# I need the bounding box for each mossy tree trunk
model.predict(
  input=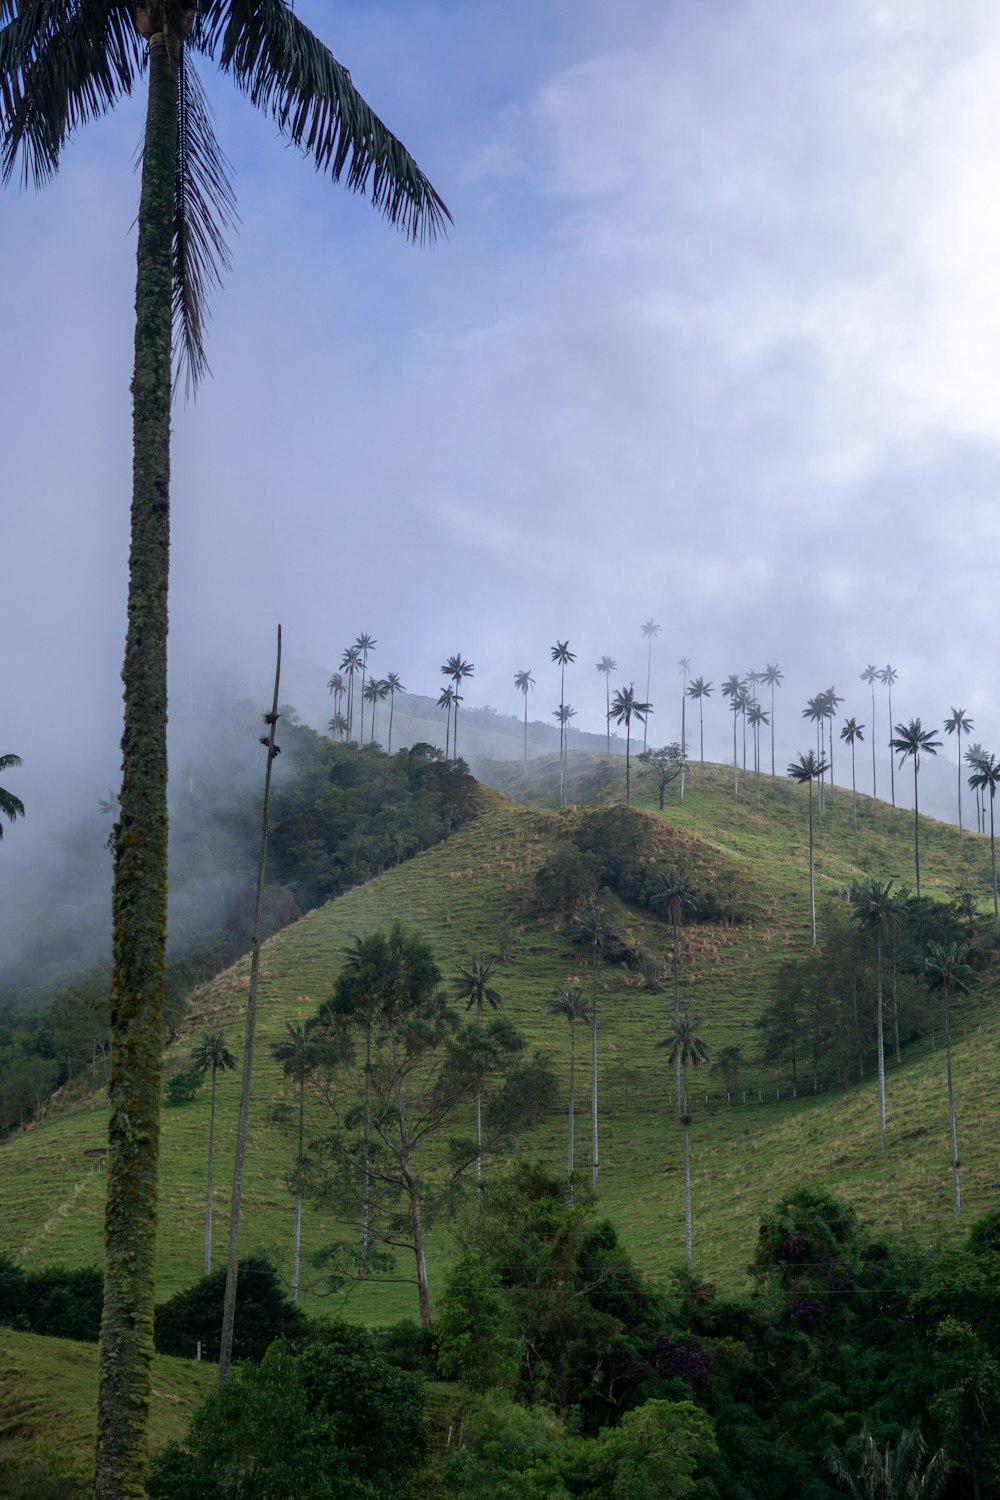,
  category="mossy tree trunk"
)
[94,22,179,1499]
